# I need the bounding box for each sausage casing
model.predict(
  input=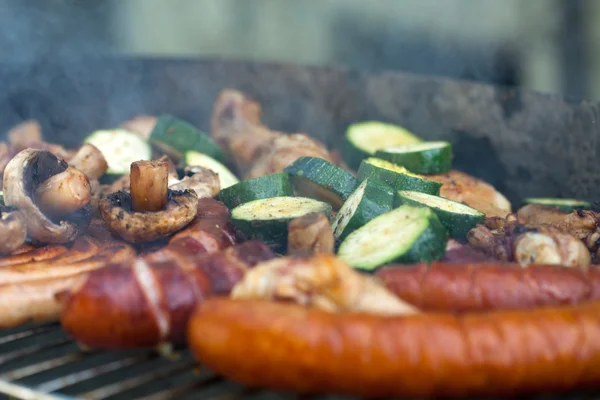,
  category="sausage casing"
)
[376,262,600,311]
[60,241,275,349]
[188,298,600,398]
